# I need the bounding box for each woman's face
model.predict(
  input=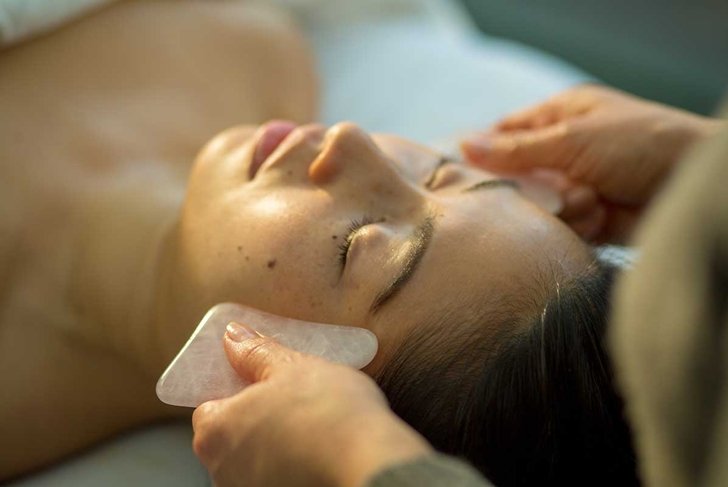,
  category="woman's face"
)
[174,122,591,368]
